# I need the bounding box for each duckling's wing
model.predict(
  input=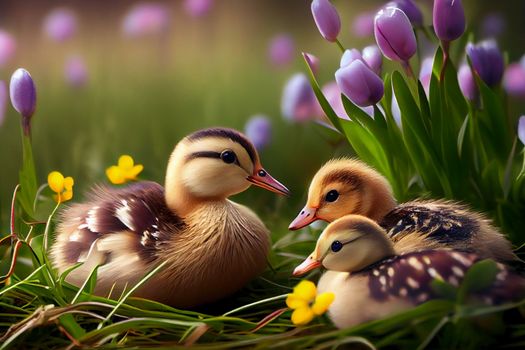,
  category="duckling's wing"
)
[53,181,184,270]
